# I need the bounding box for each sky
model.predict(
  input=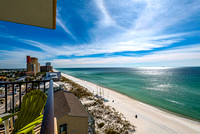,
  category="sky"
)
[0,0,200,68]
